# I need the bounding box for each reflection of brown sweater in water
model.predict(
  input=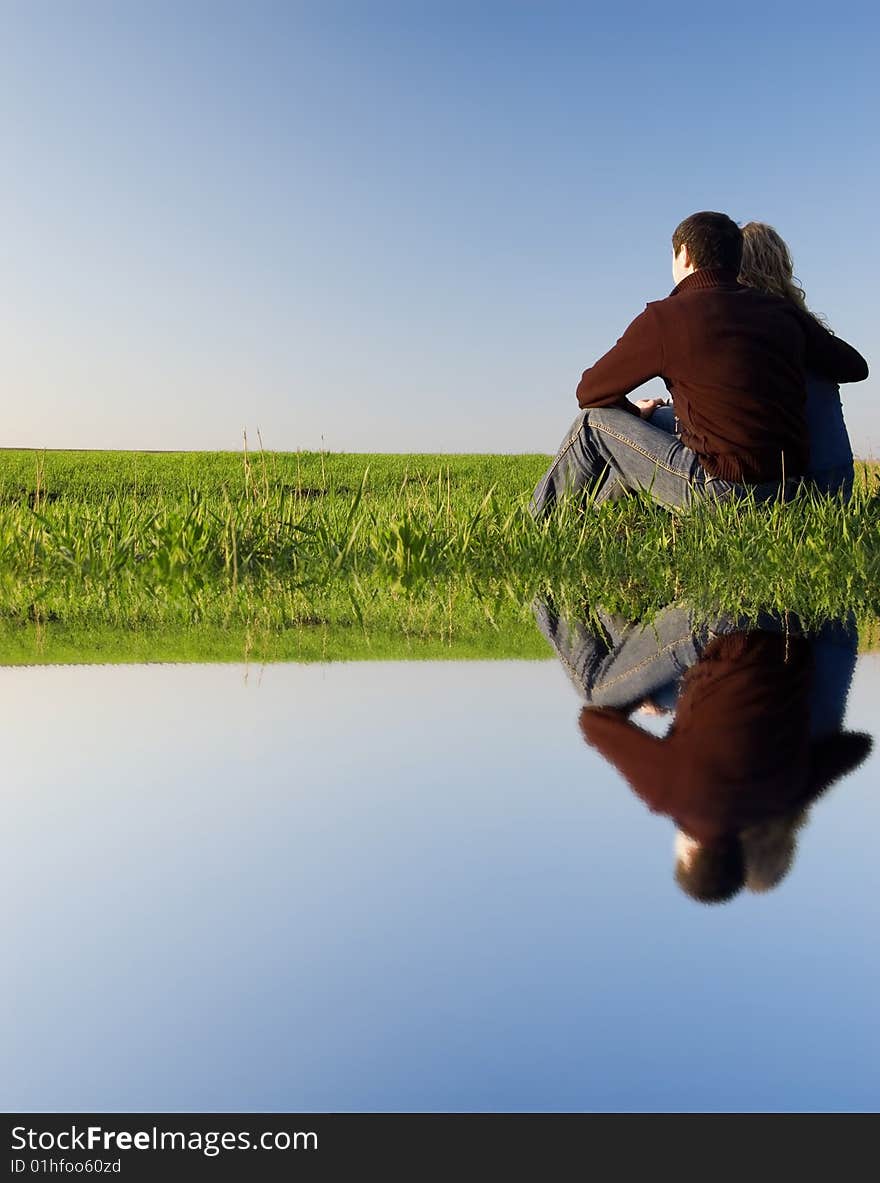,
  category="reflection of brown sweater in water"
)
[579,631,869,843]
